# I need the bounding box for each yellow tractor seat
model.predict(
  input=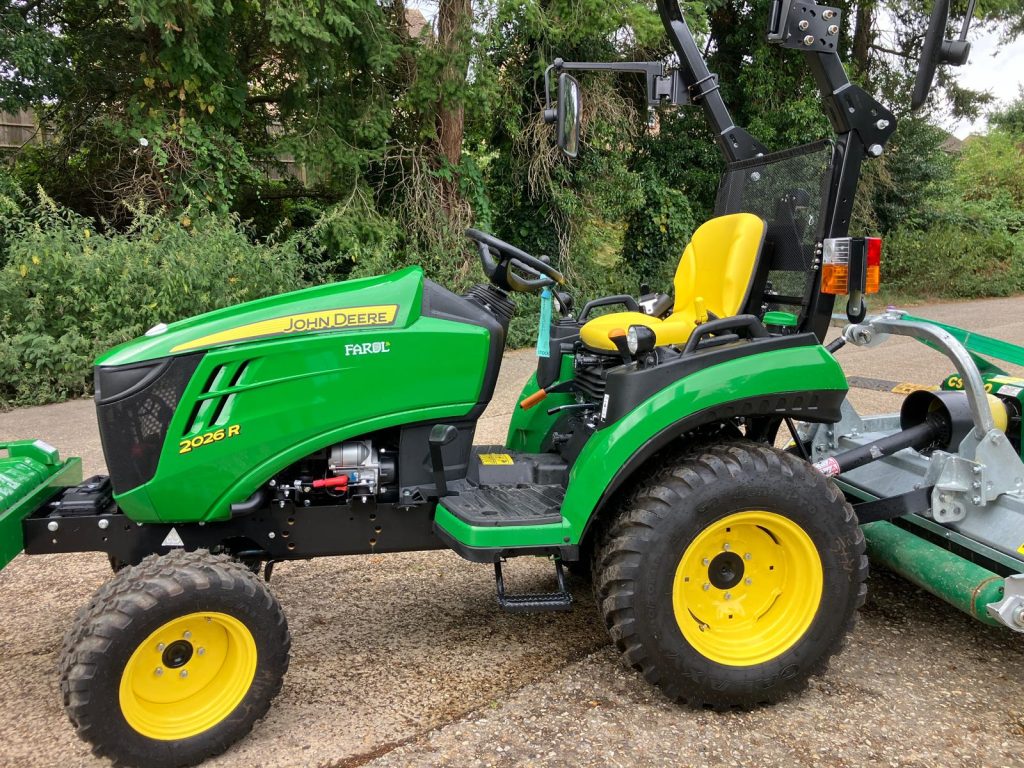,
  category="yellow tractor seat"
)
[579,213,768,352]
